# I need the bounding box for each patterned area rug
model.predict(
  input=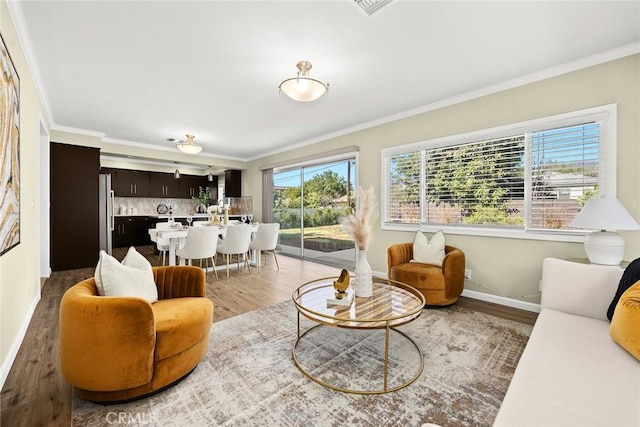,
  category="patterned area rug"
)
[72,301,532,426]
